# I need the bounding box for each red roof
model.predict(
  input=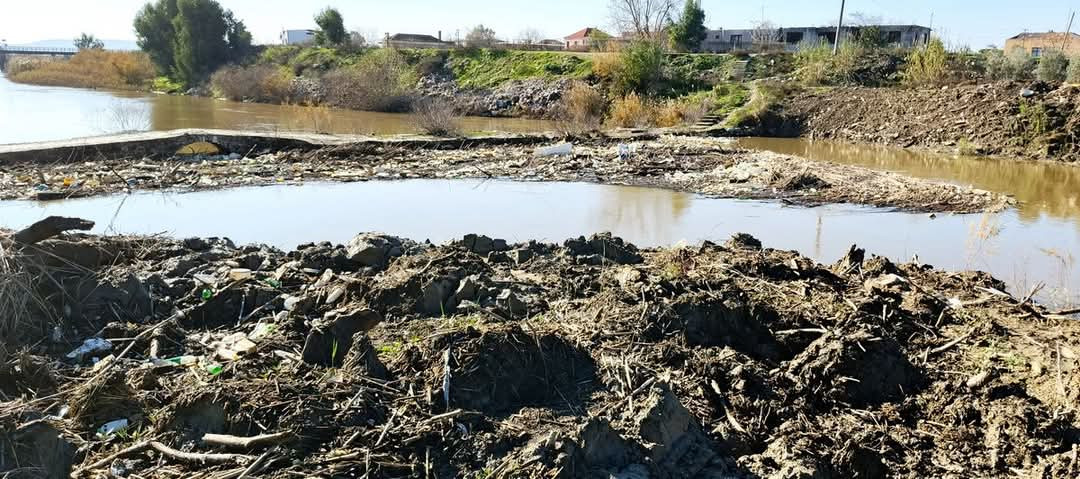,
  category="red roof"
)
[565,27,607,40]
